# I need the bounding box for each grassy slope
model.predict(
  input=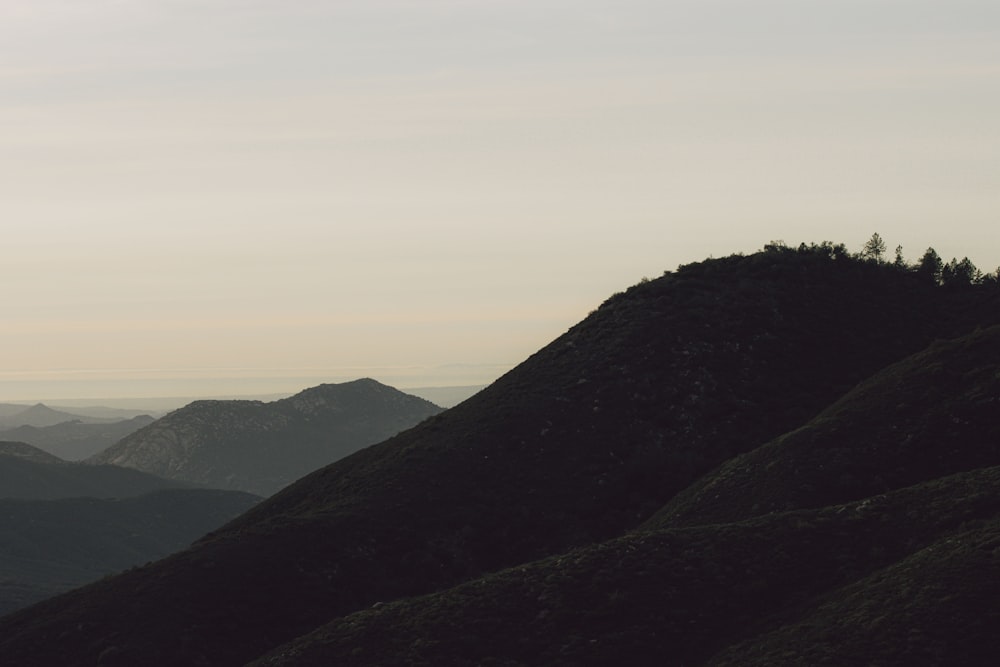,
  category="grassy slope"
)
[1,249,999,666]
